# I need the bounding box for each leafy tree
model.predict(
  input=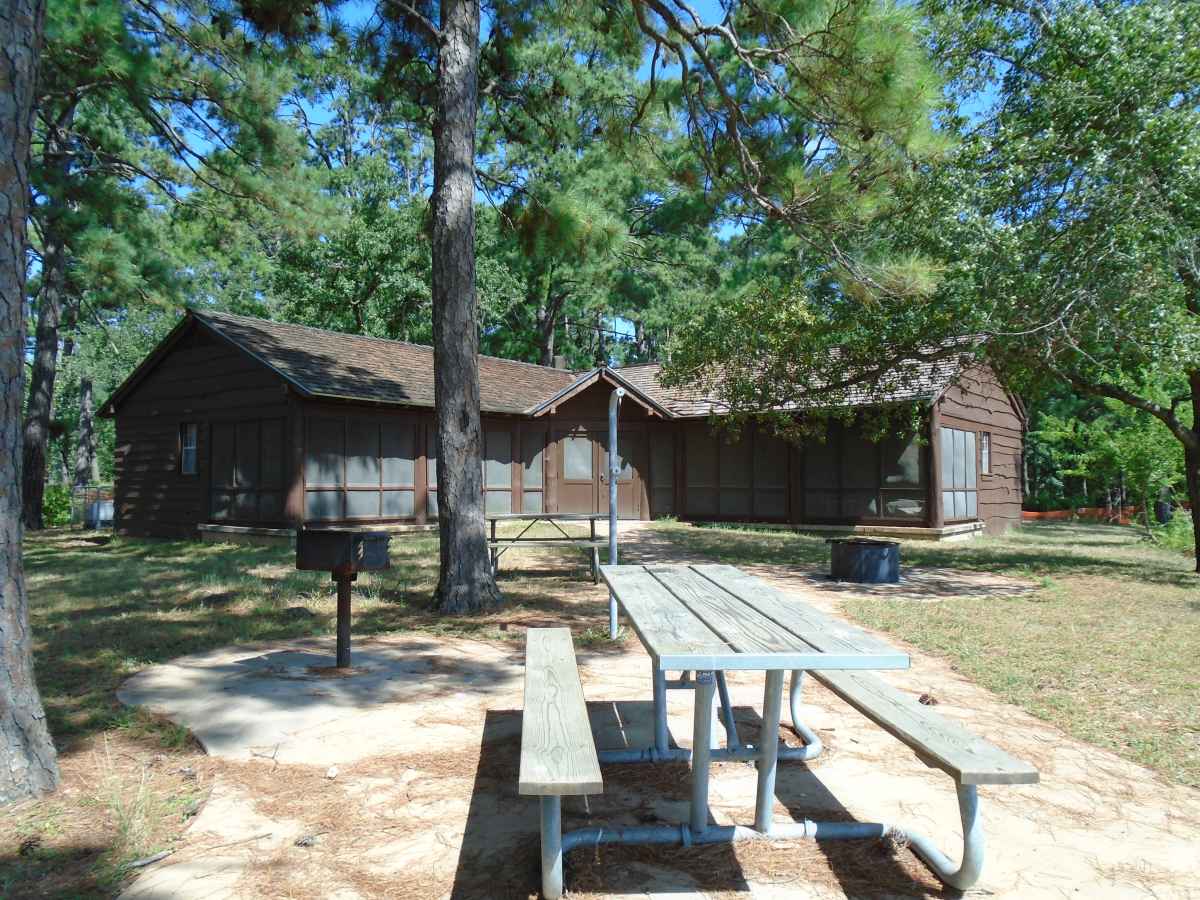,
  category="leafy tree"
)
[921,0,1200,568]
[22,0,316,528]
[1031,394,1185,530]
[1,0,60,804]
